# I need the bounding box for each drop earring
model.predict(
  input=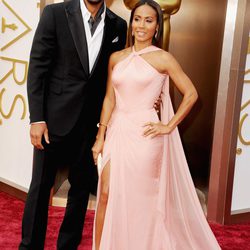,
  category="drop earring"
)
[155,30,158,39]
